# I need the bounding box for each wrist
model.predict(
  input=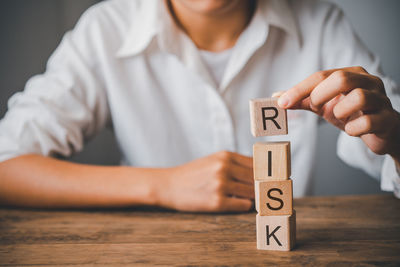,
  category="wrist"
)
[118,166,168,207]
[146,167,176,209]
